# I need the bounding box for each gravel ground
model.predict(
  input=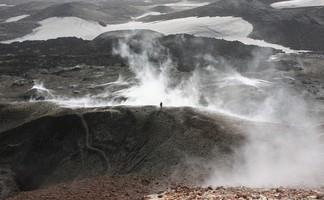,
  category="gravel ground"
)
[149,186,324,200]
[7,175,324,200]
[8,175,159,200]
